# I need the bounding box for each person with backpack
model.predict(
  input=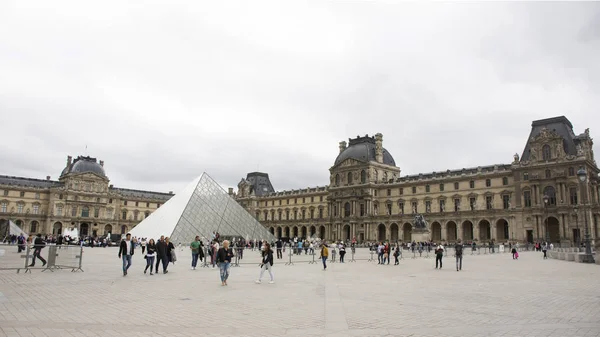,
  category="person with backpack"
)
[454,239,464,271]
[29,234,47,267]
[435,243,444,269]
[393,245,400,265]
